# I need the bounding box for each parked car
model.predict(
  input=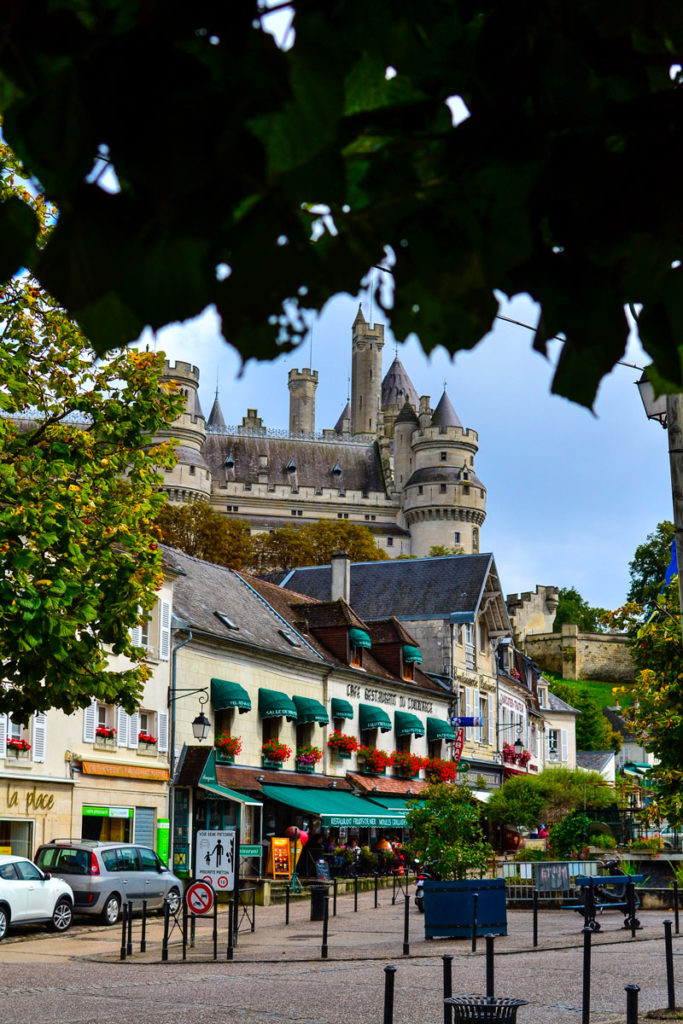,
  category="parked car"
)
[34,840,183,925]
[0,854,74,940]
